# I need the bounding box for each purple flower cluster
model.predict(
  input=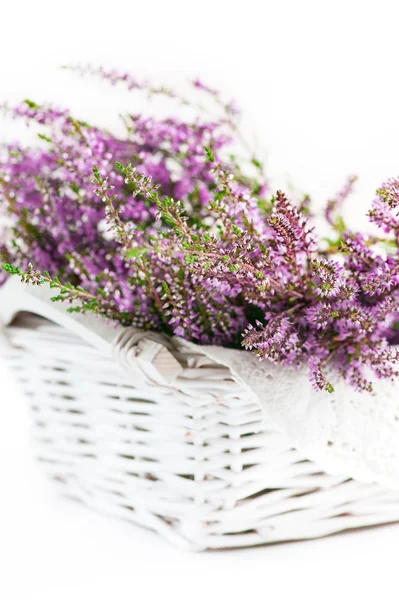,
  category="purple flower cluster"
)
[2,68,399,394]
